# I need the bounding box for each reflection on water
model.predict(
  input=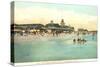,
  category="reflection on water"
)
[14,33,97,63]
